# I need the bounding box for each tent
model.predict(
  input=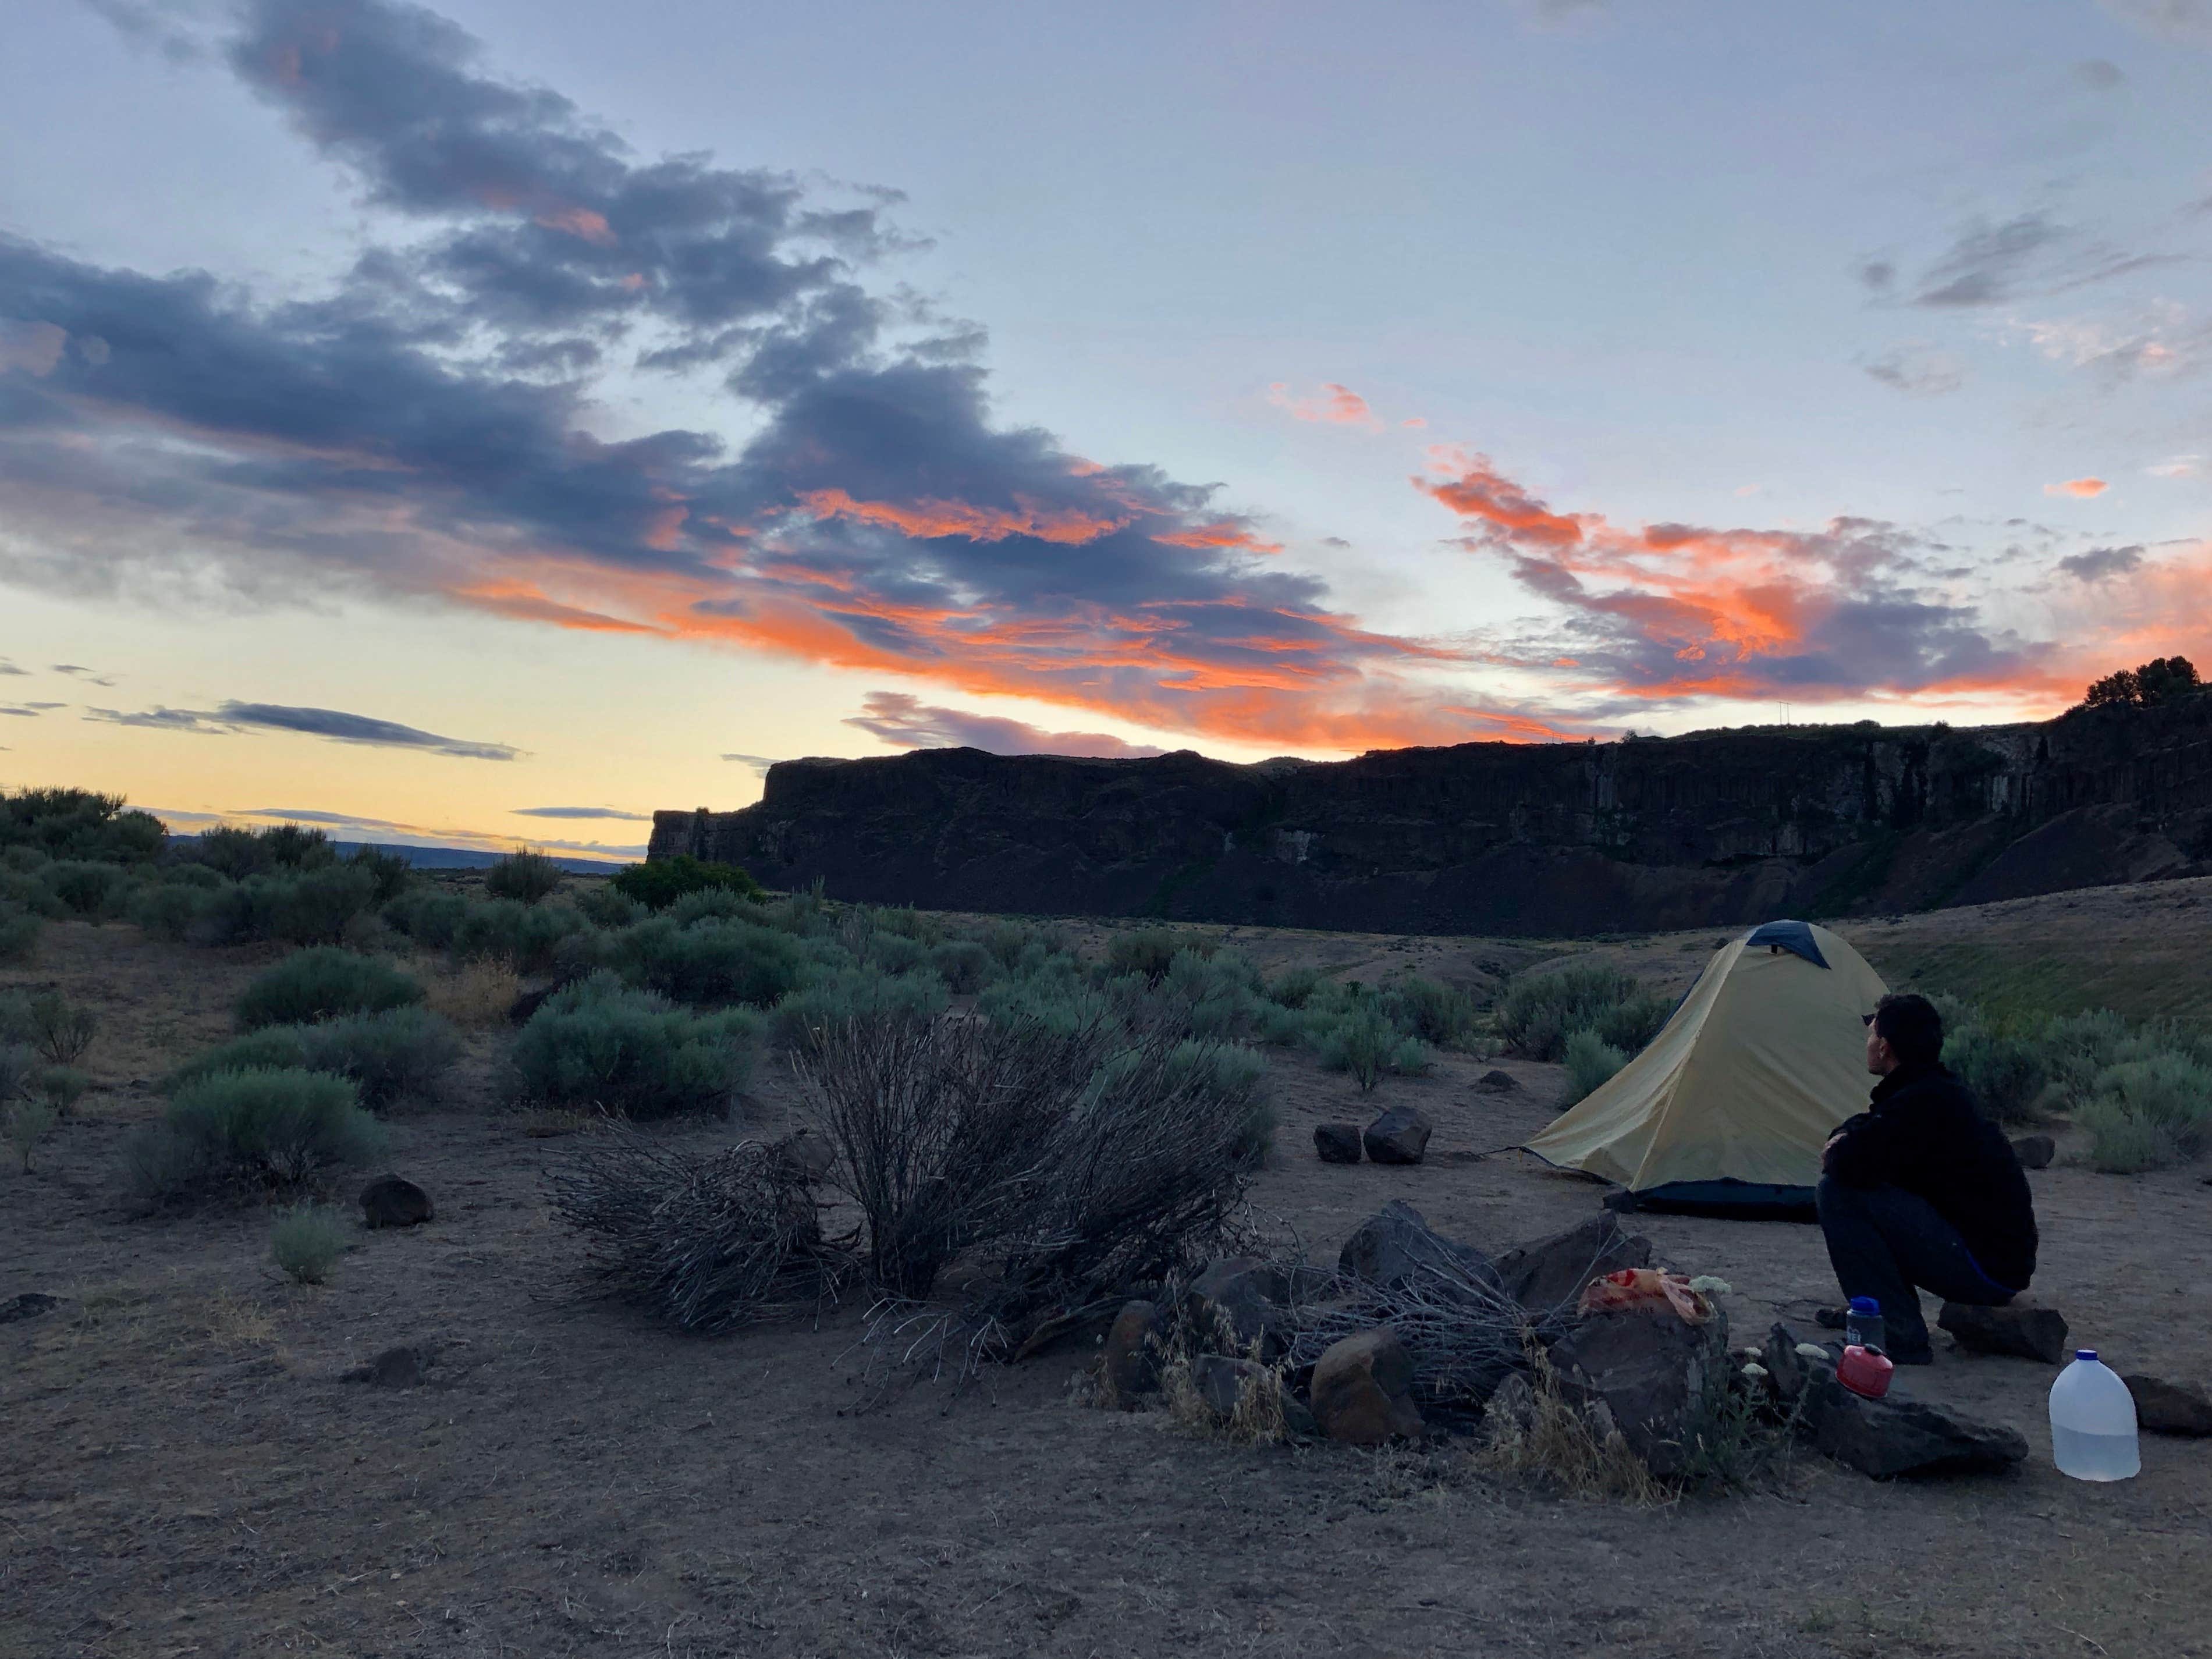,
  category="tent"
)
[1523,920,1889,1219]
